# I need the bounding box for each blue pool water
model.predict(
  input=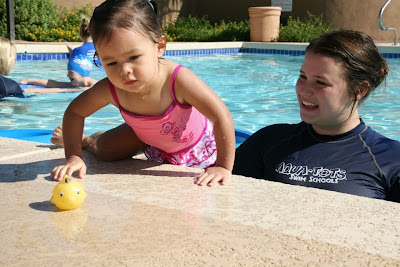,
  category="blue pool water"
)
[2,53,400,141]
